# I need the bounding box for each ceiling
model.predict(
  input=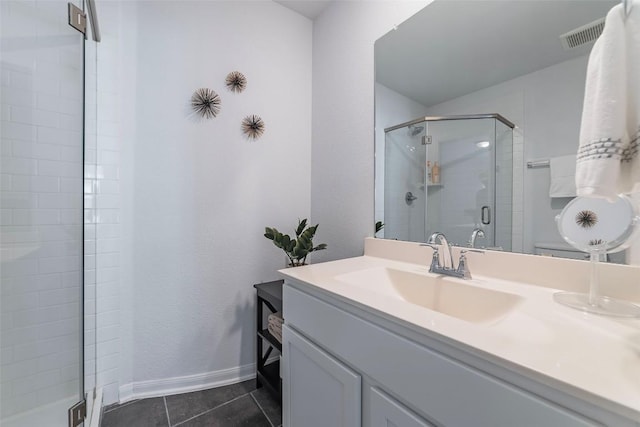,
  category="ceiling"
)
[274,0,333,20]
[375,0,617,108]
